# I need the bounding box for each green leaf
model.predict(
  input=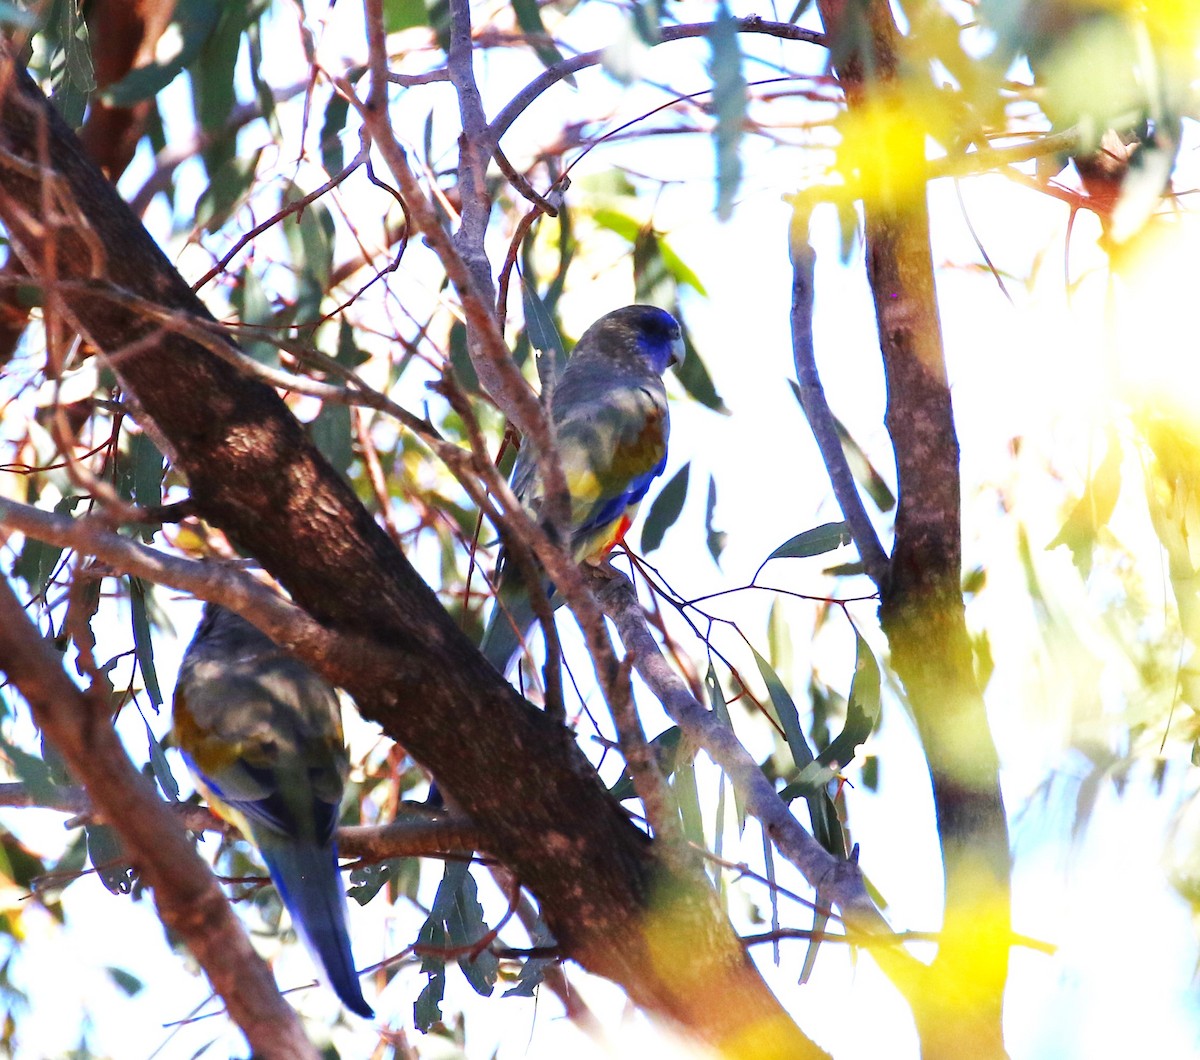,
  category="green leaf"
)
[104,0,223,106]
[761,825,781,965]
[106,967,144,997]
[673,750,704,848]
[659,237,708,295]
[676,321,728,414]
[705,475,726,565]
[766,521,851,562]
[195,148,264,235]
[320,93,350,176]
[706,663,745,835]
[129,579,163,711]
[347,861,392,905]
[521,281,567,389]
[590,207,642,242]
[753,647,815,773]
[384,0,429,31]
[511,0,570,78]
[502,918,555,997]
[145,720,180,802]
[640,462,689,554]
[310,402,354,476]
[447,319,478,394]
[634,227,673,308]
[708,2,747,220]
[86,825,134,895]
[447,871,498,997]
[414,963,446,1031]
[799,906,829,984]
[0,729,57,805]
[130,433,164,510]
[227,265,277,366]
[813,630,880,776]
[753,649,842,854]
[608,726,683,801]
